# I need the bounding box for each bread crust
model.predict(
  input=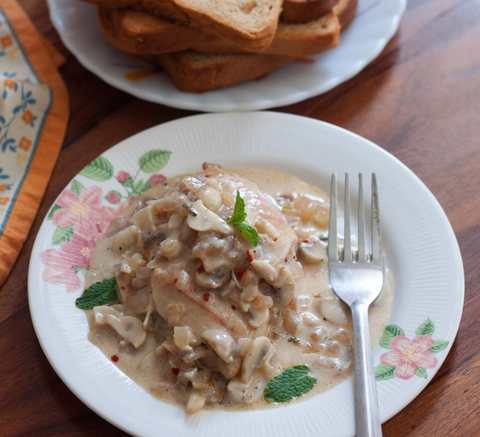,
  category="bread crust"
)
[333,0,358,28]
[281,0,338,24]
[157,51,292,92]
[99,8,340,57]
[88,0,282,50]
